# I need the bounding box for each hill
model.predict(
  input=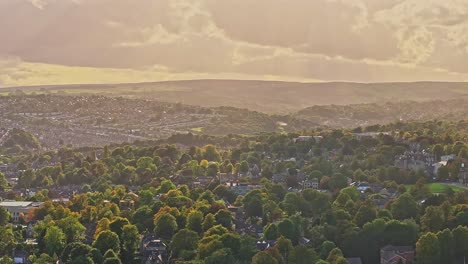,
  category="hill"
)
[3,80,468,113]
[294,98,468,127]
